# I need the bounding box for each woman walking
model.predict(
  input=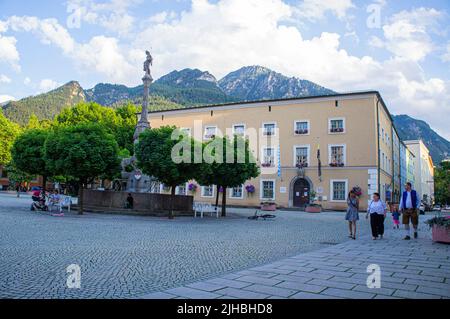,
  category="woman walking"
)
[366,192,387,240]
[345,190,359,239]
